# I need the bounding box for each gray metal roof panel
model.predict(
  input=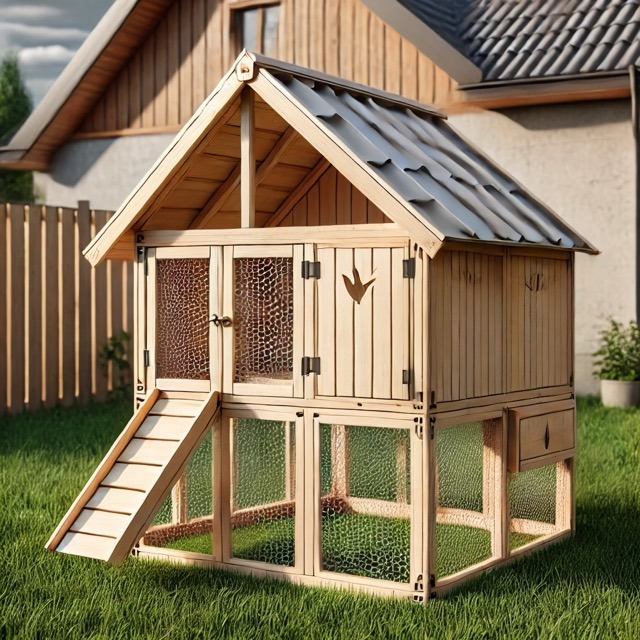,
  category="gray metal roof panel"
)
[270,68,595,252]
